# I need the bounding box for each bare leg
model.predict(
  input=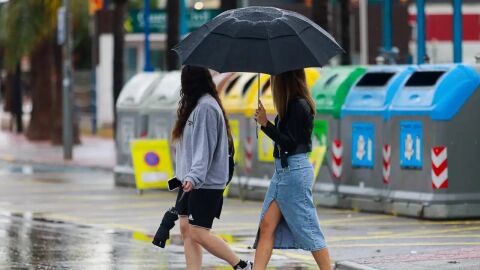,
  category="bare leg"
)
[253,201,283,270]
[312,248,332,270]
[179,217,203,270]
[189,225,241,266]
